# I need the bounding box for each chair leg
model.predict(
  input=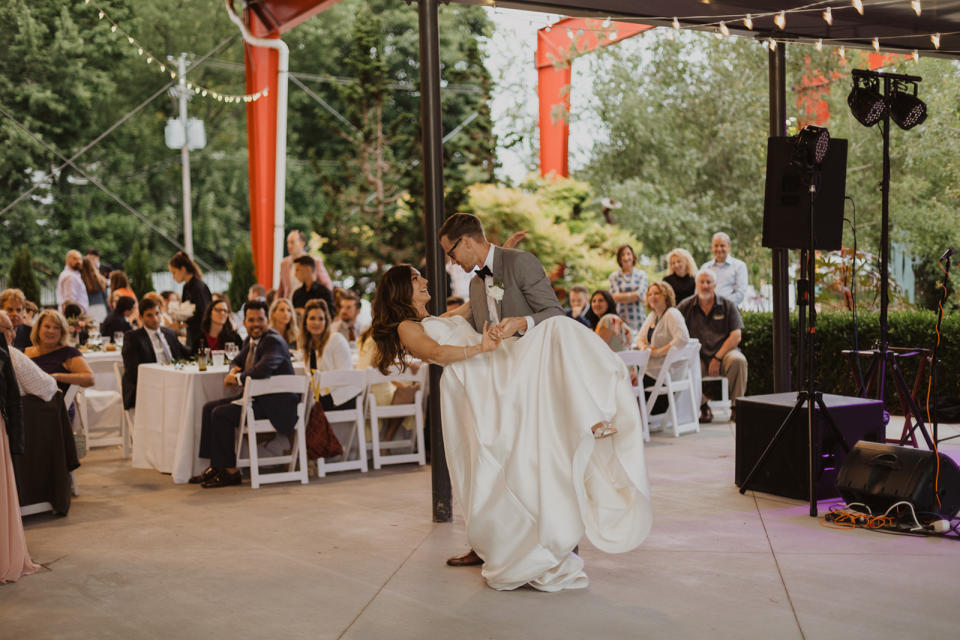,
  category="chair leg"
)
[297,426,309,484]
[415,408,426,466]
[357,415,368,473]
[369,402,382,470]
[247,425,260,489]
[667,385,681,437]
